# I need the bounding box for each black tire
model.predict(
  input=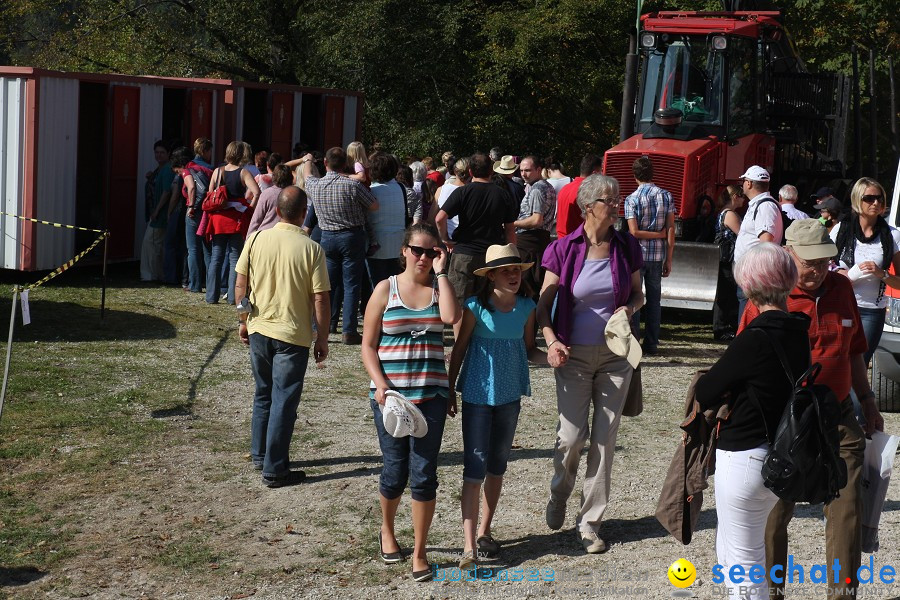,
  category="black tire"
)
[872,351,900,412]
